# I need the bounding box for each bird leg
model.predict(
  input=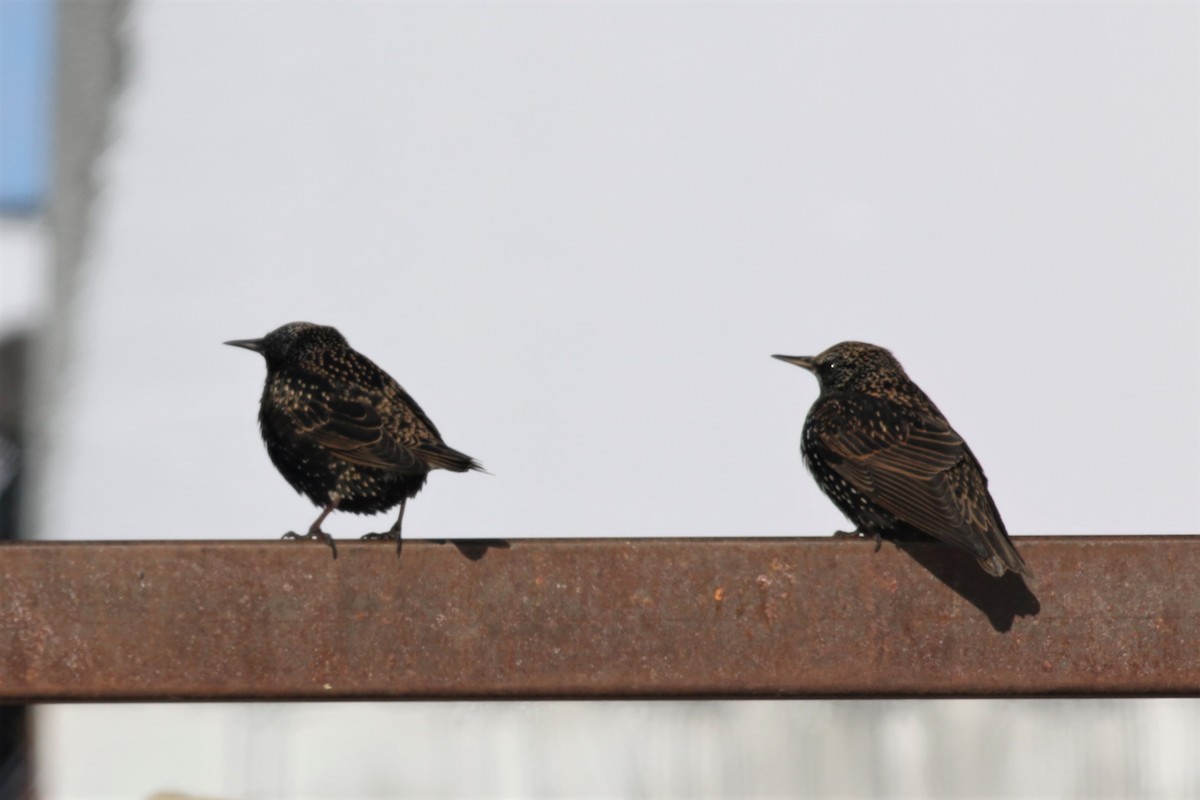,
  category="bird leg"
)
[283,499,339,559]
[832,528,883,552]
[360,498,406,556]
